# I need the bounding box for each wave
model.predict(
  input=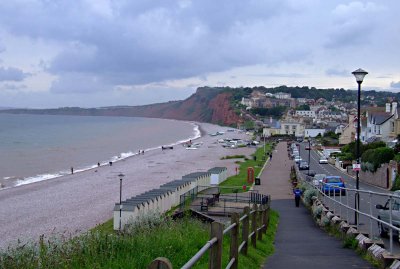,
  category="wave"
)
[10,122,202,188]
